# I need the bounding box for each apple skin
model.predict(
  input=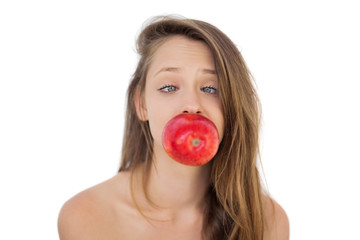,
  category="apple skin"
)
[162,113,220,166]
